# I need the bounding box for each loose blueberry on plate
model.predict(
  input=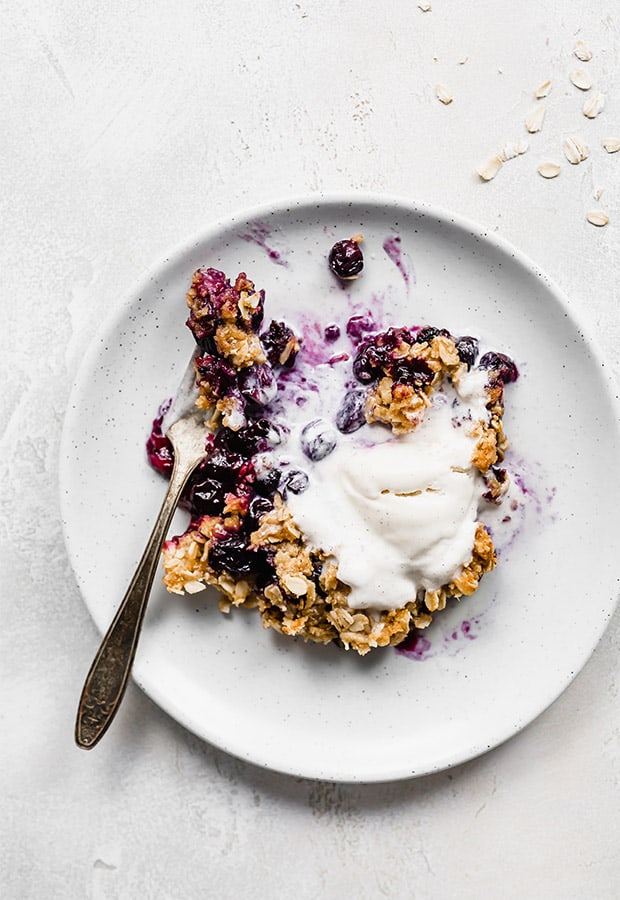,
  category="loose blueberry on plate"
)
[335,388,367,433]
[455,336,479,369]
[300,419,338,461]
[478,351,519,384]
[346,311,375,343]
[261,320,300,368]
[281,469,309,495]
[146,406,175,476]
[328,237,364,279]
